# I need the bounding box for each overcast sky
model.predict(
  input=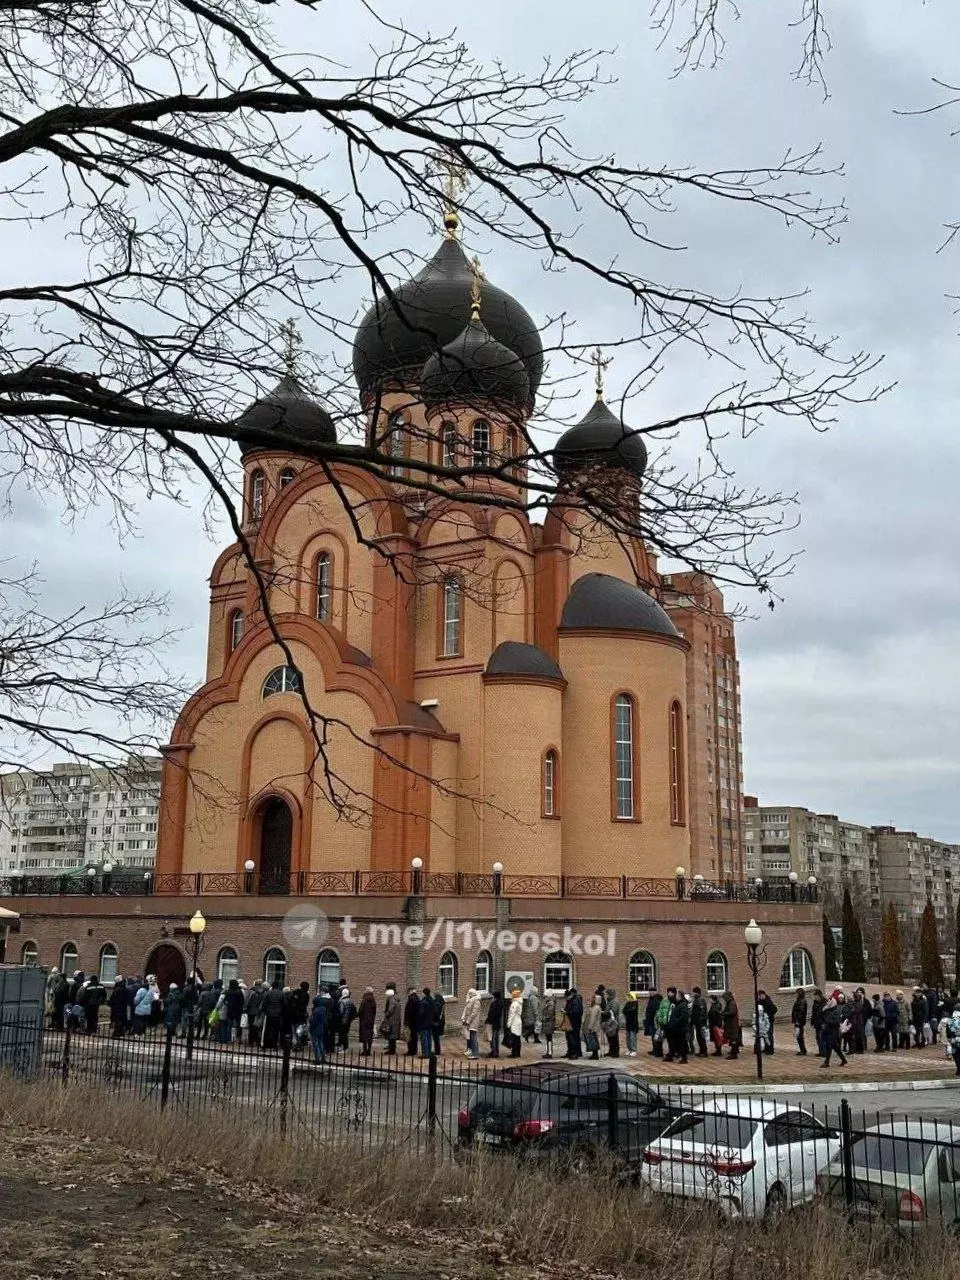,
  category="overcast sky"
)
[10,1,960,837]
